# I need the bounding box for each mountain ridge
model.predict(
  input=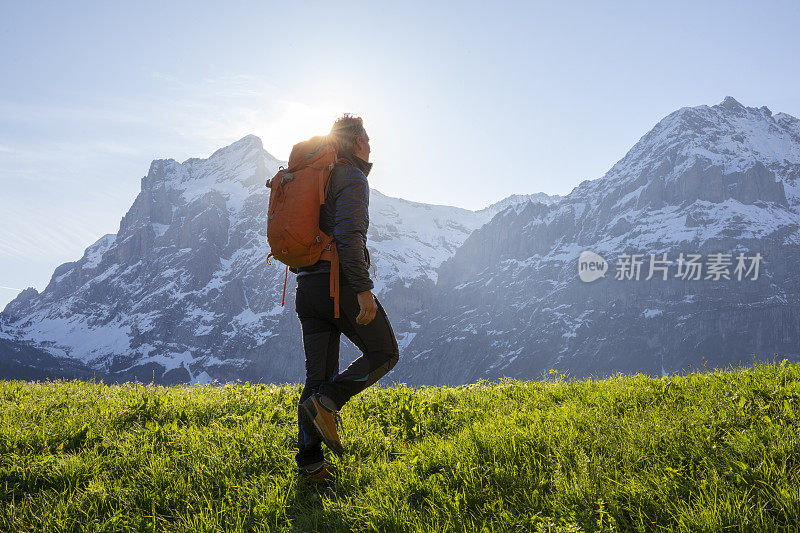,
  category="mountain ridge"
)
[2,96,798,384]
[0,133,541,383]
[393,96,799,384]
